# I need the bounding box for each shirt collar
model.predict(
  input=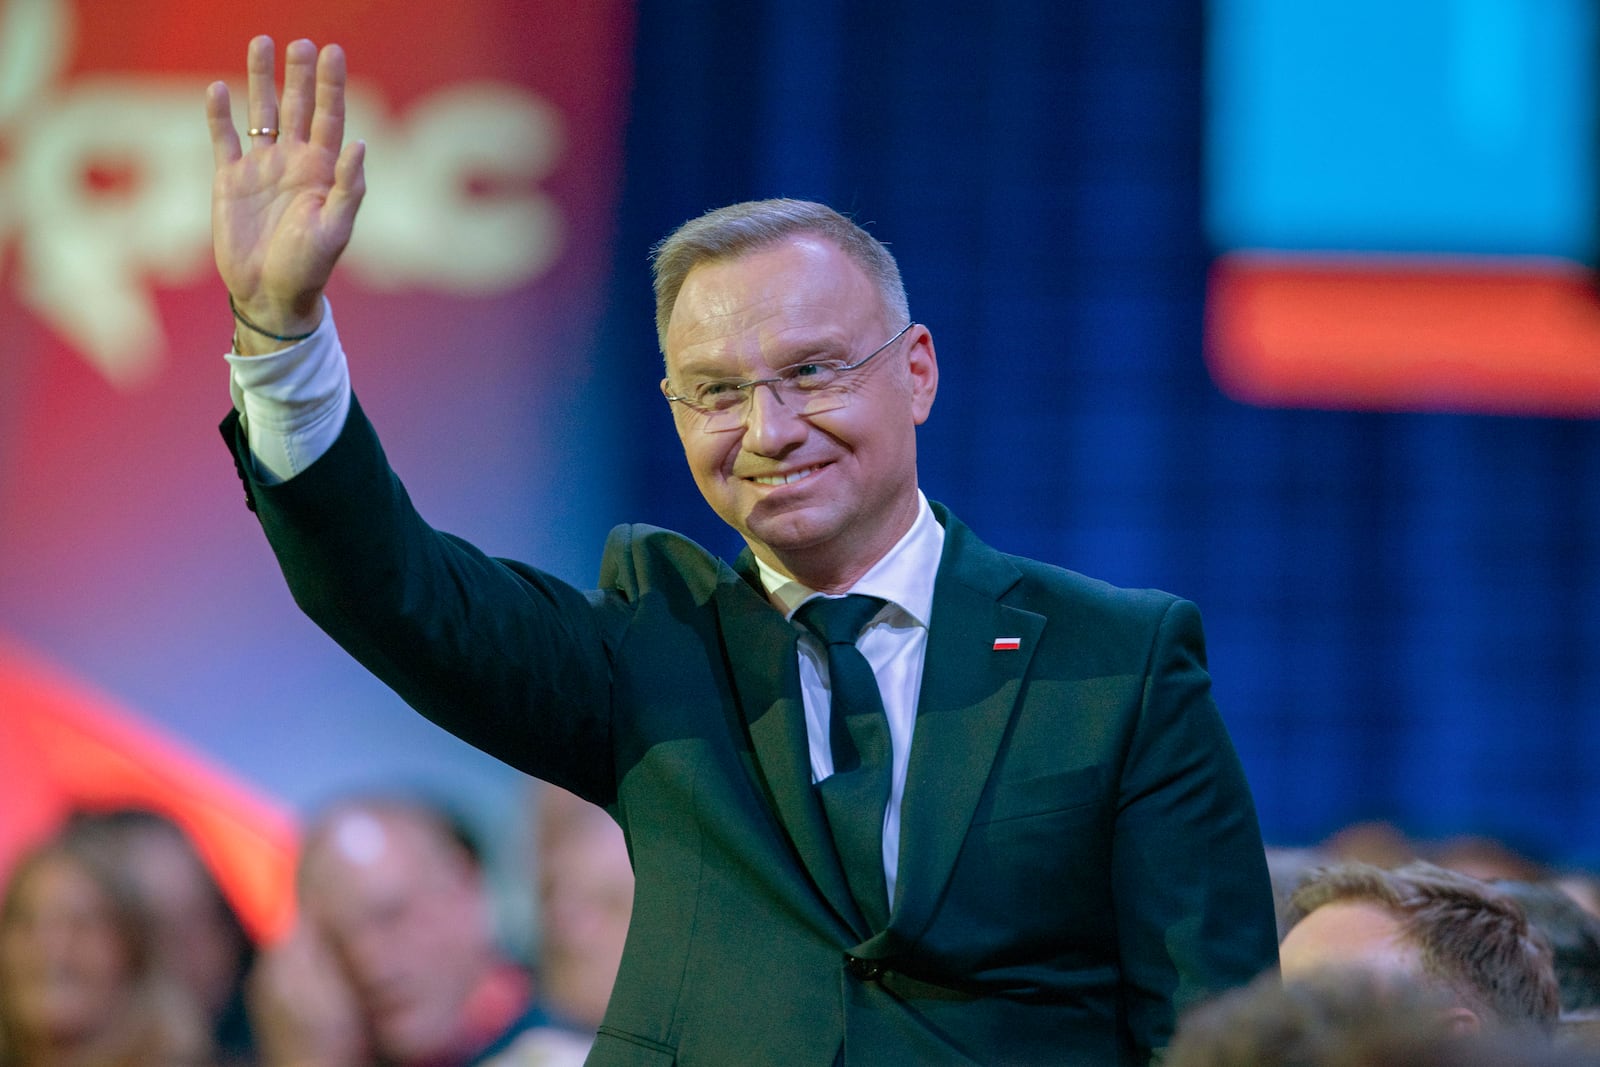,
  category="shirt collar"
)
[756,491,944,627]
